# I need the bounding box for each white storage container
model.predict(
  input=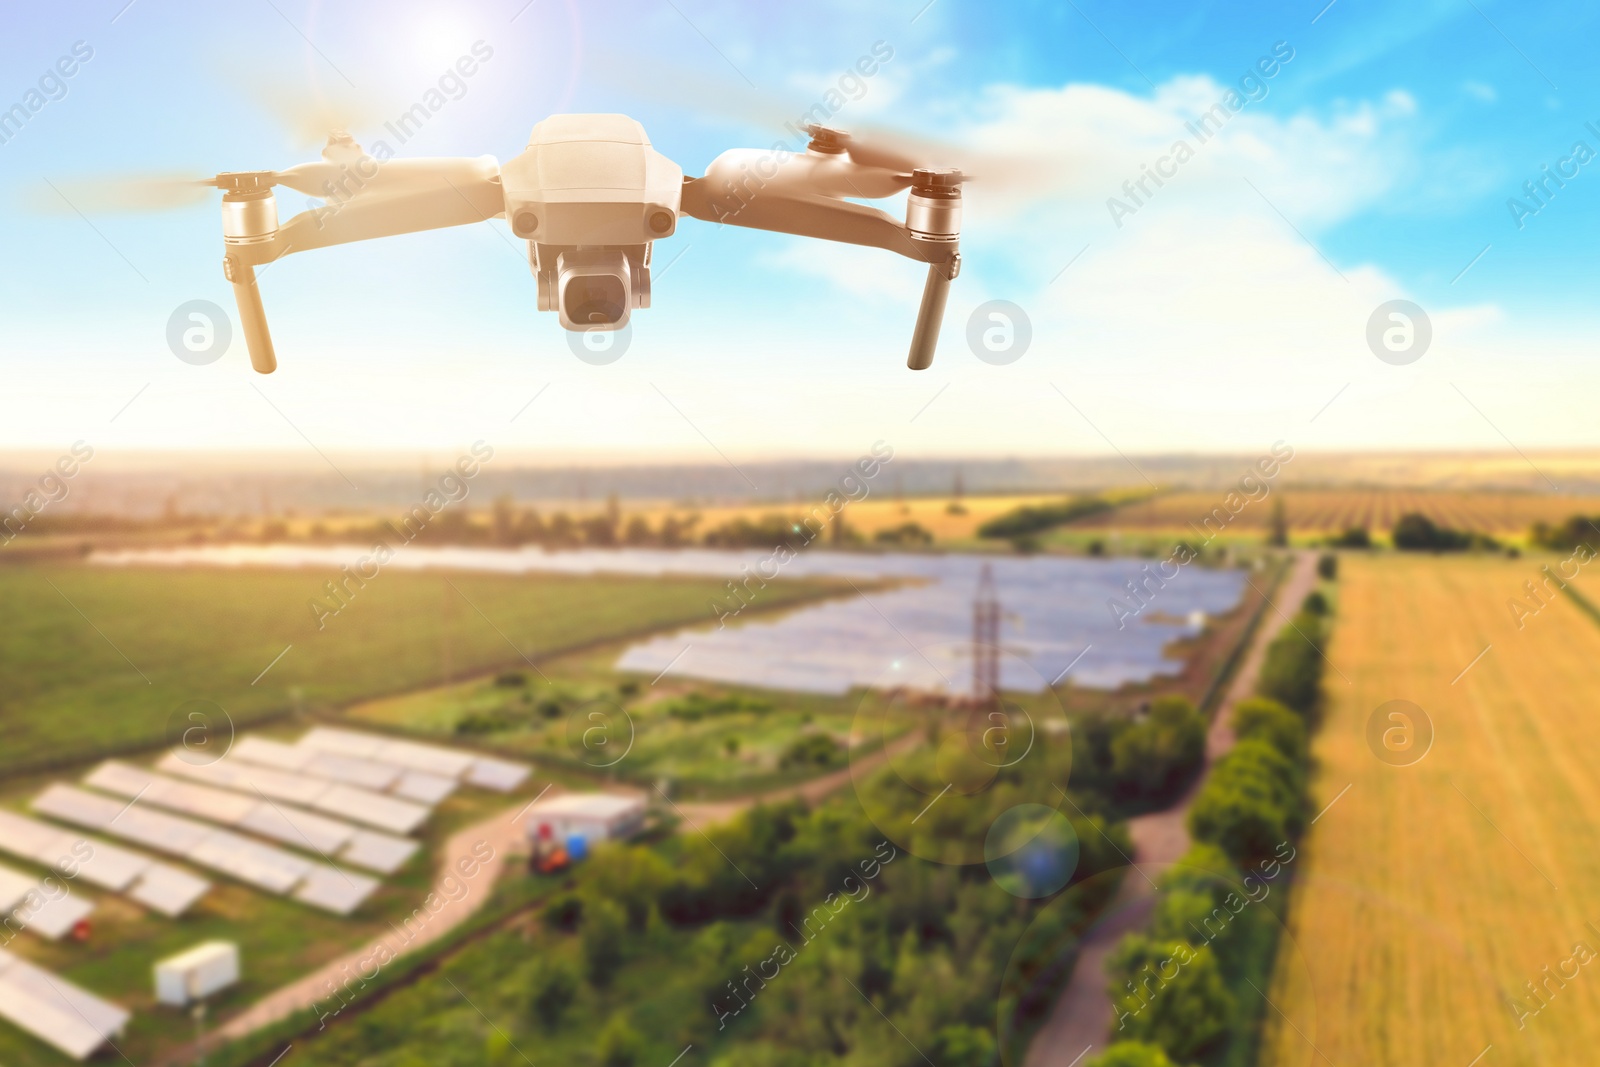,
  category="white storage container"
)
[155,941,239,1006]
